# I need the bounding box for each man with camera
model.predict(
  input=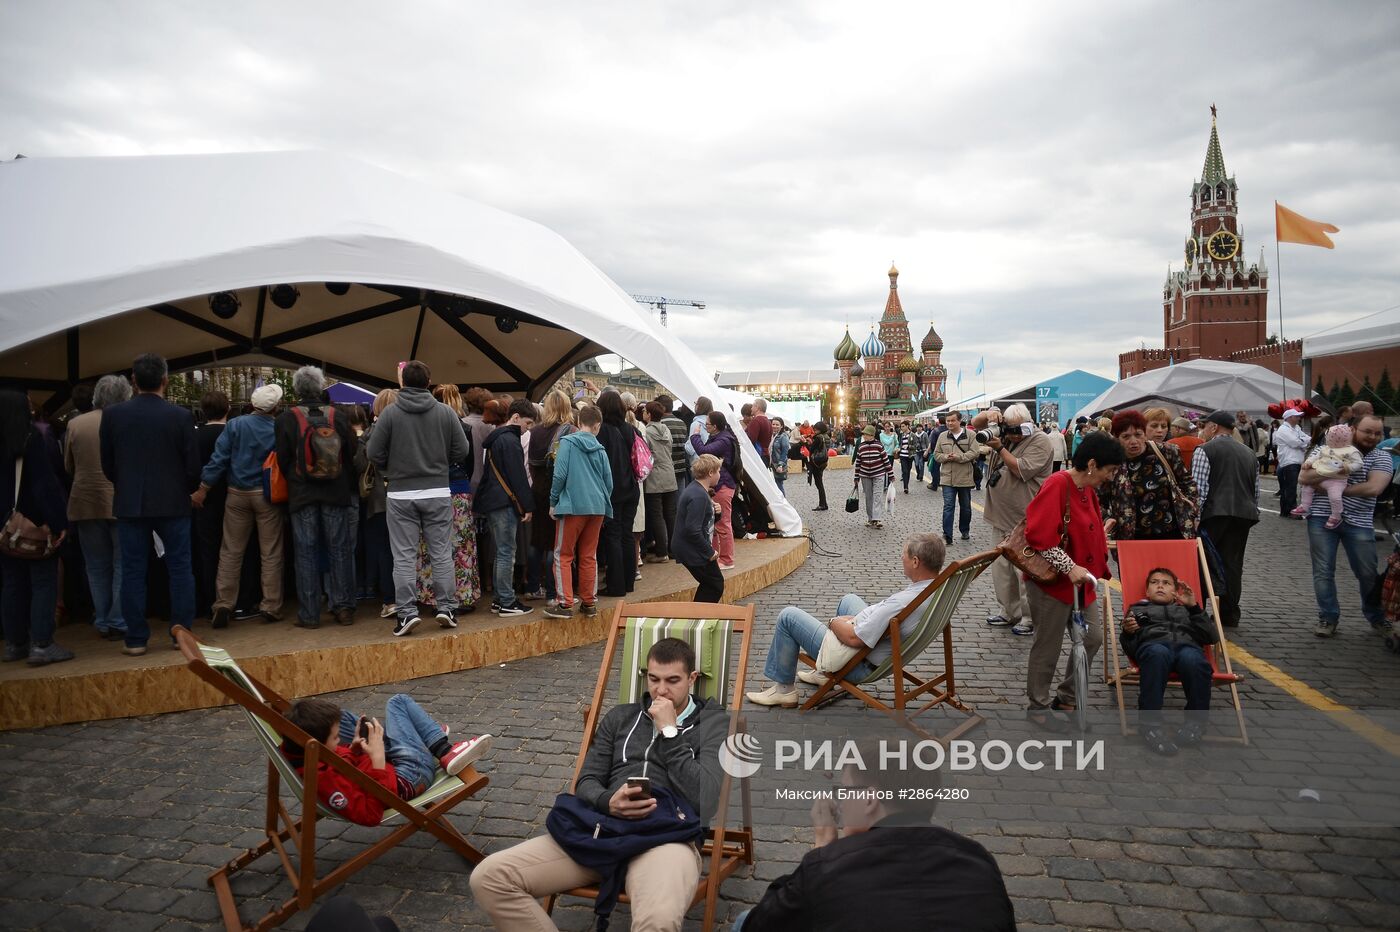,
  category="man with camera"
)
[932,412,981,544]
[978,404,1054,636]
